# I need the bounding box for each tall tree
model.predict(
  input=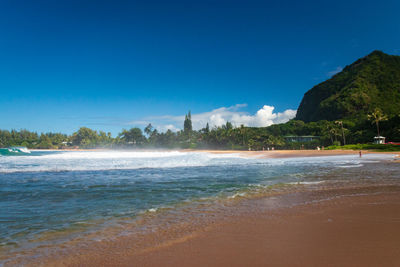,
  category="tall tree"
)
[335,121,346,145]
[183,111,193,134]
[71,127,99,147]
[368,108,388,137]
[239,124,246,146]
[118,128,146,145]
[144,123,153,136]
